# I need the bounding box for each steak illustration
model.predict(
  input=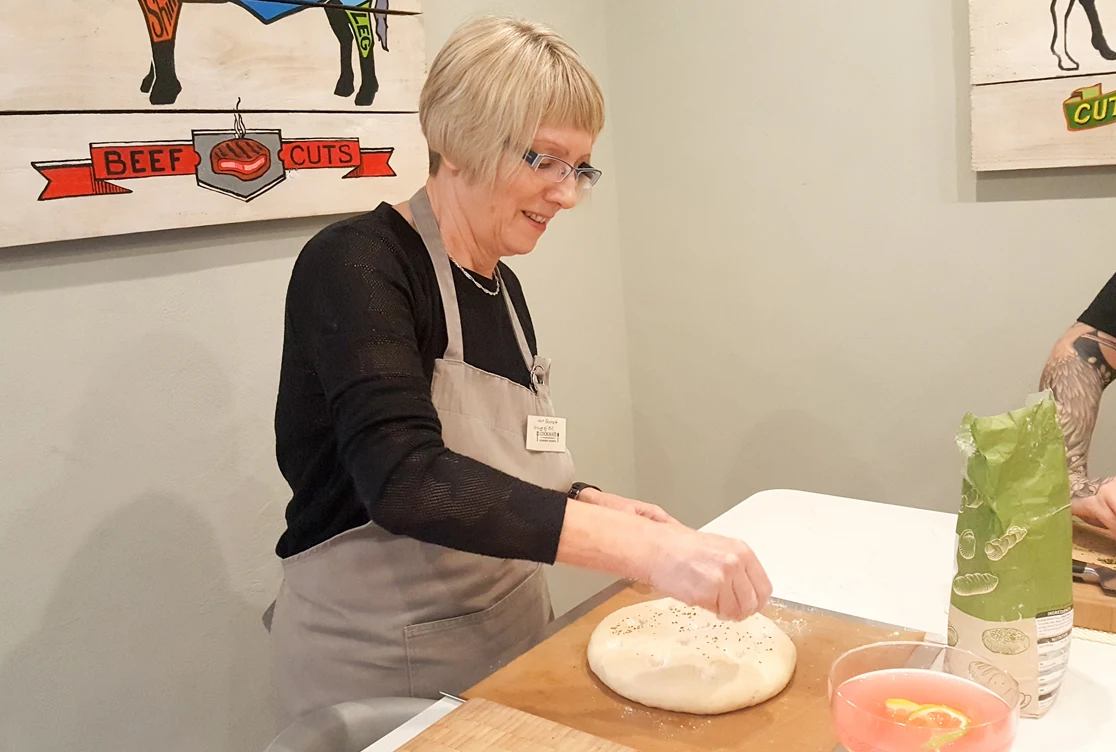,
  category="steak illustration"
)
[210,137,271,181]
